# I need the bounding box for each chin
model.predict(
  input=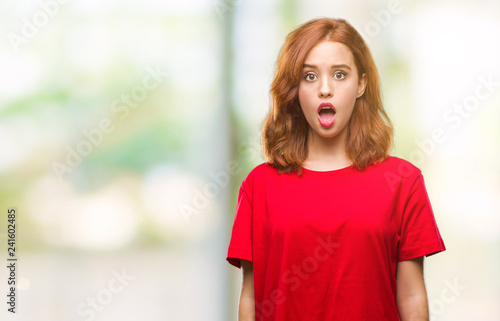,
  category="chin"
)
[315,127,340,138]
[315,122,347,138]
